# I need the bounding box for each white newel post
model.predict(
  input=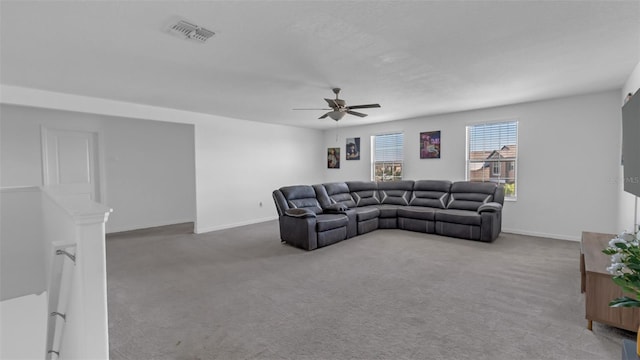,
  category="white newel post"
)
[42,191,112,360]
[71,212,111,359]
